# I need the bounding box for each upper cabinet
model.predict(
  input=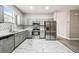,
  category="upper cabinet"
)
[15,14,23,25]
[0,5,4,23]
